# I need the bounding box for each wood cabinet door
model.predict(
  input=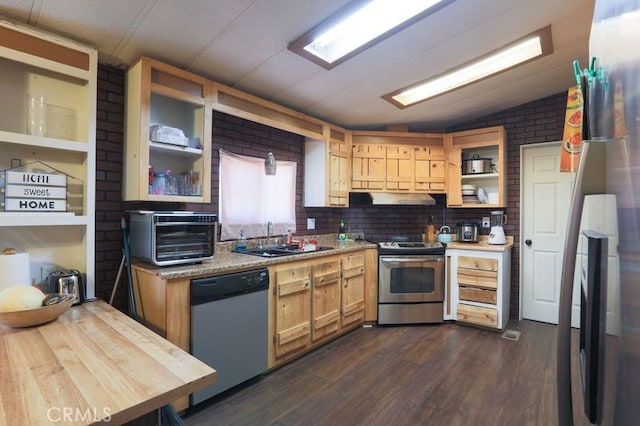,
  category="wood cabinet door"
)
[341,253,365,327]
[446,146,463,206]
[428,146,446,191]
[386,145,413,190]
[415,146,446,192]
[311,259,341,342]
[275,264,311,358]
[329,140,349,206]
[351,144,385,190]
